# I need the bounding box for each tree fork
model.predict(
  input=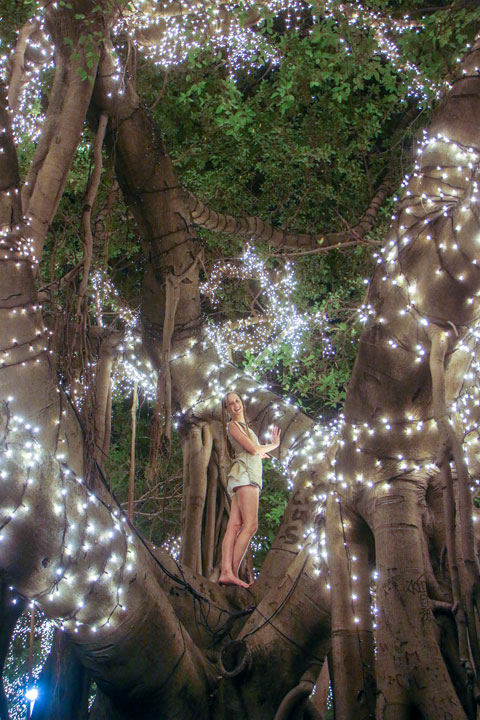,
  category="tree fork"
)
[217,548,331,719]
[22,2,115,260]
